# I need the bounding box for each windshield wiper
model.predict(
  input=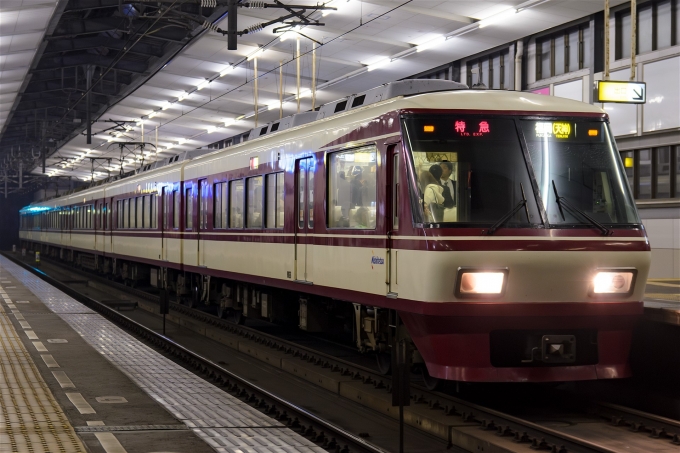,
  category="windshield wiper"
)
[551,180,611,236]
[487,183,530,235]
